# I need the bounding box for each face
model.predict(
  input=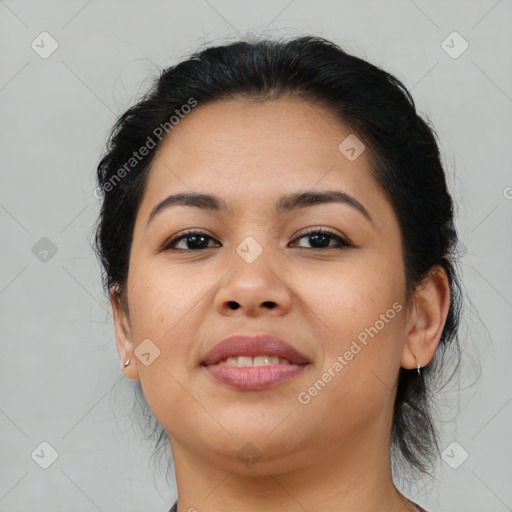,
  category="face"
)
[114,97,412,473]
